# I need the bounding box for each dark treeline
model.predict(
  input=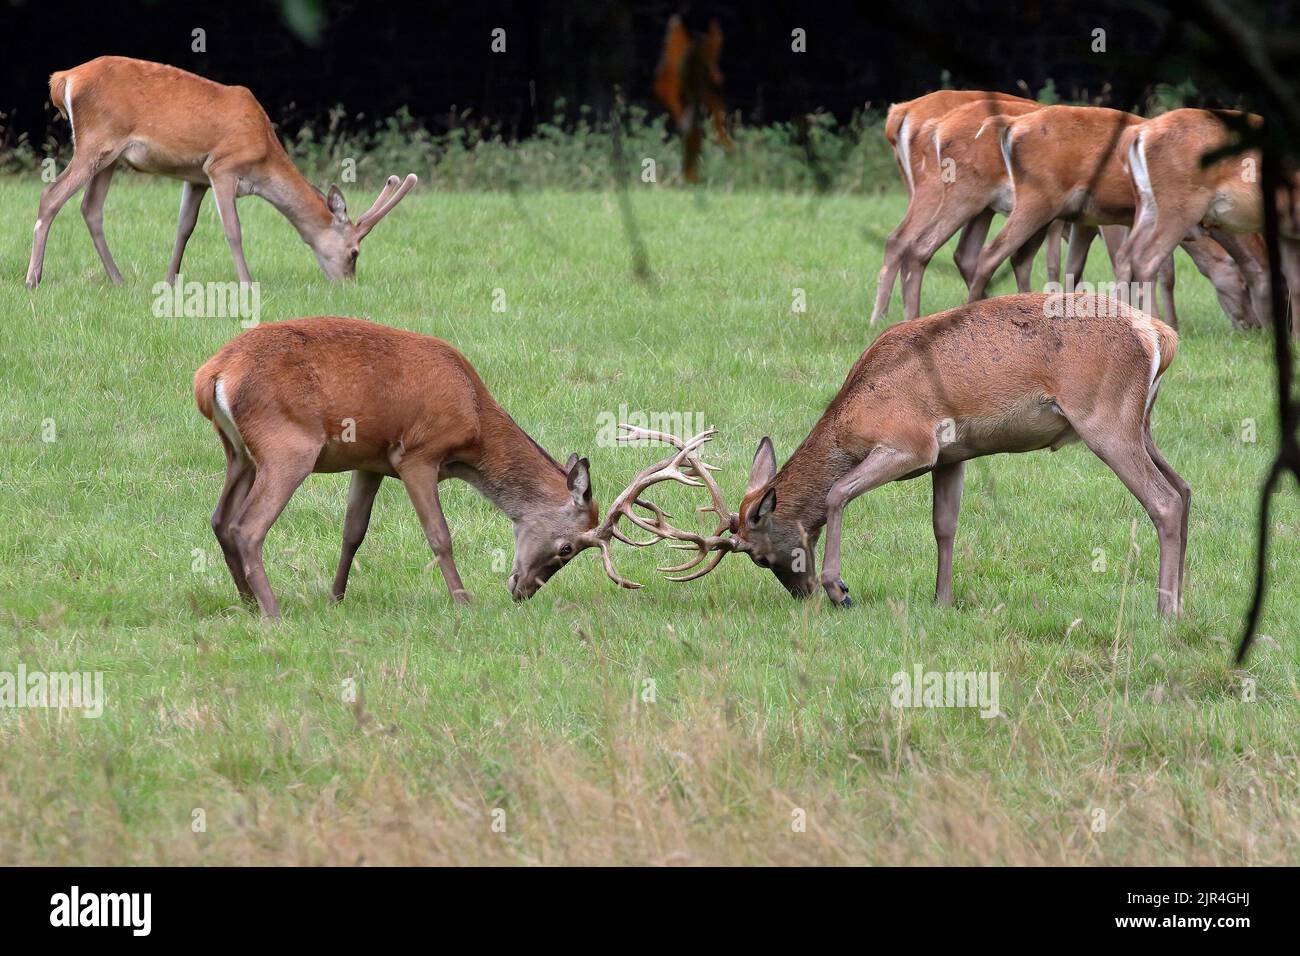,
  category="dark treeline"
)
[0,0,1266,147]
